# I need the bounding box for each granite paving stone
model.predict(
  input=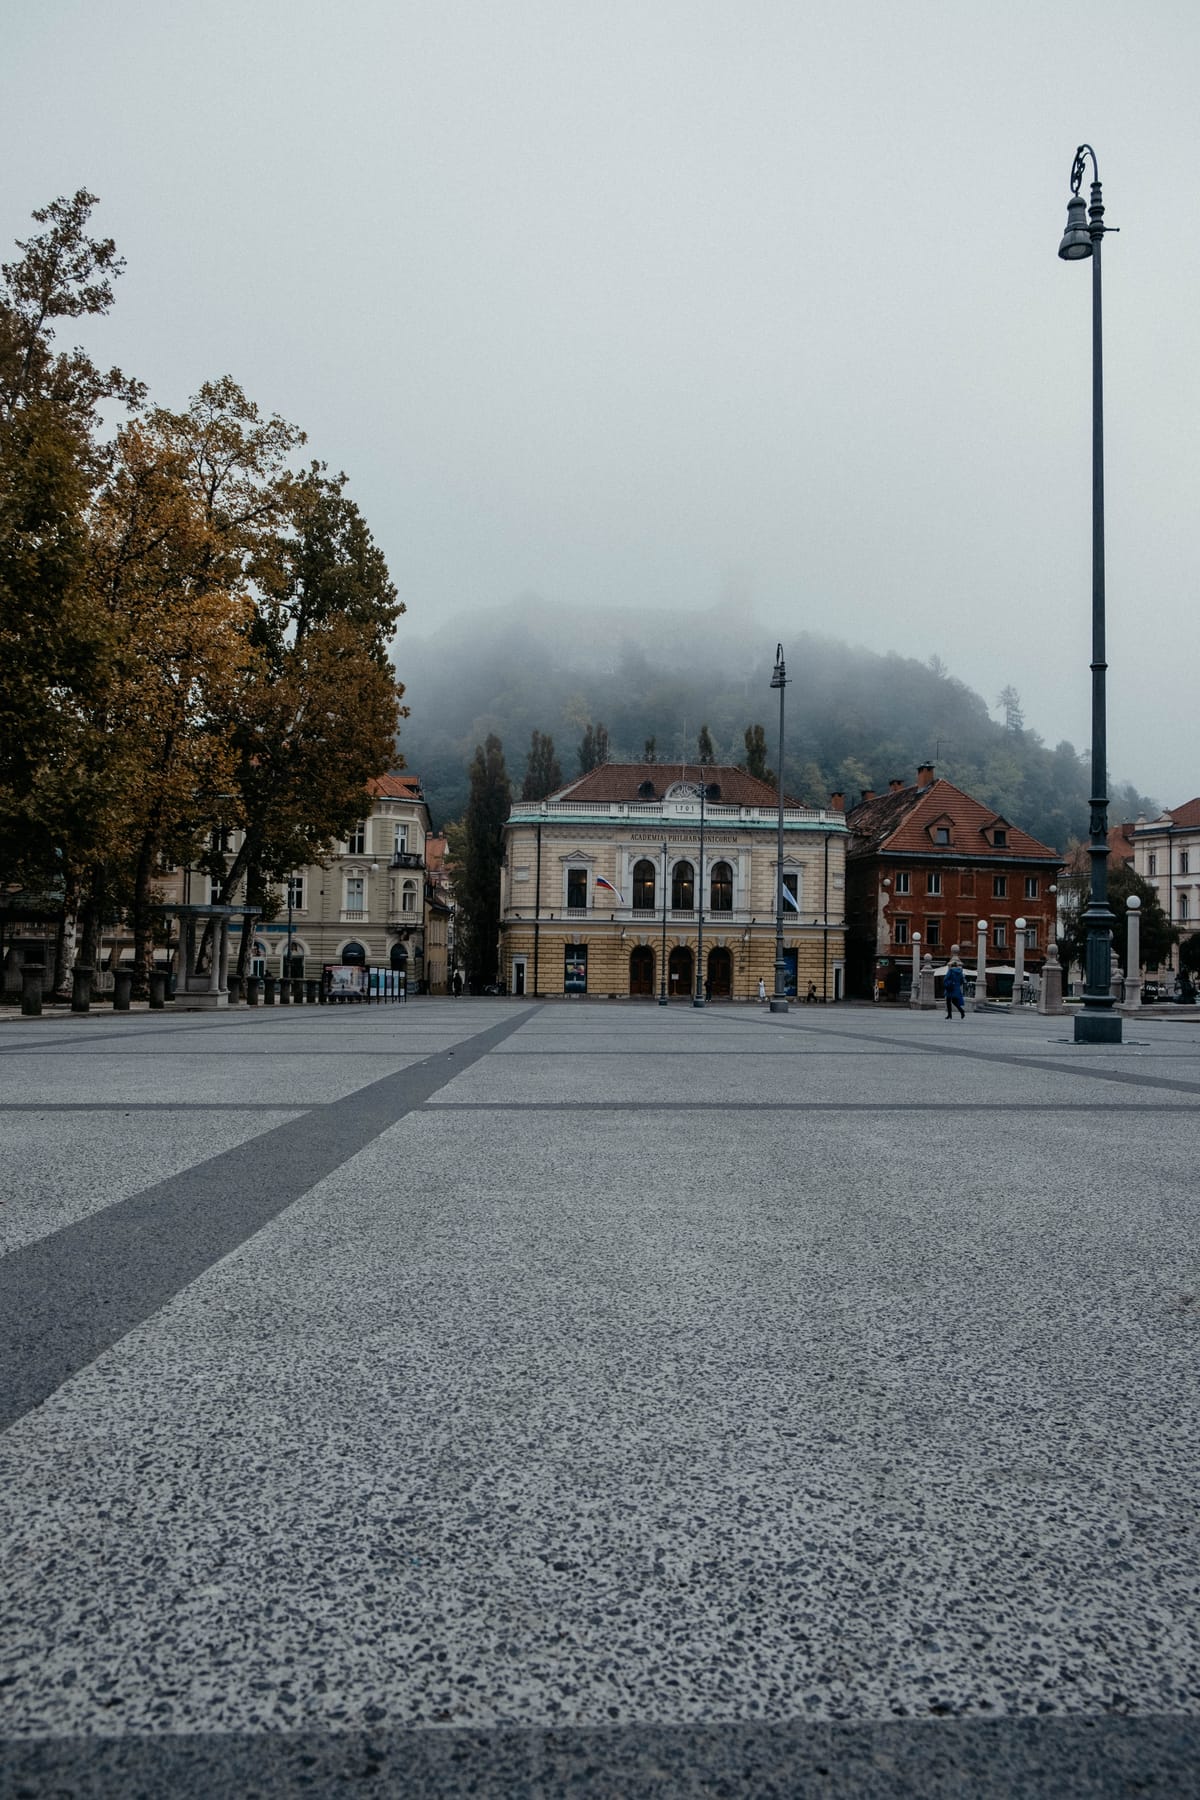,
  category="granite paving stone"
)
[1,999,1197,1796]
